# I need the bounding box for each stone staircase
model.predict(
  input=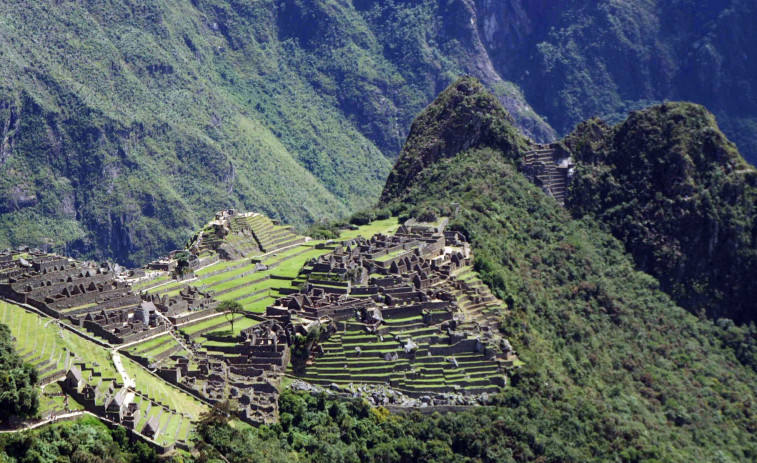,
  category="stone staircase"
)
[523,144,573,205]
